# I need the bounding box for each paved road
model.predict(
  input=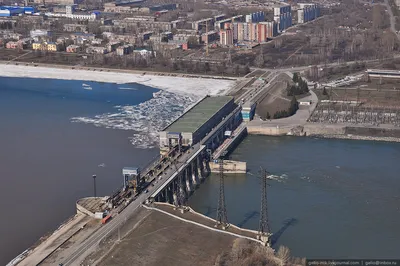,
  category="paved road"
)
[252,55,400,74]
[61,144,202,265]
